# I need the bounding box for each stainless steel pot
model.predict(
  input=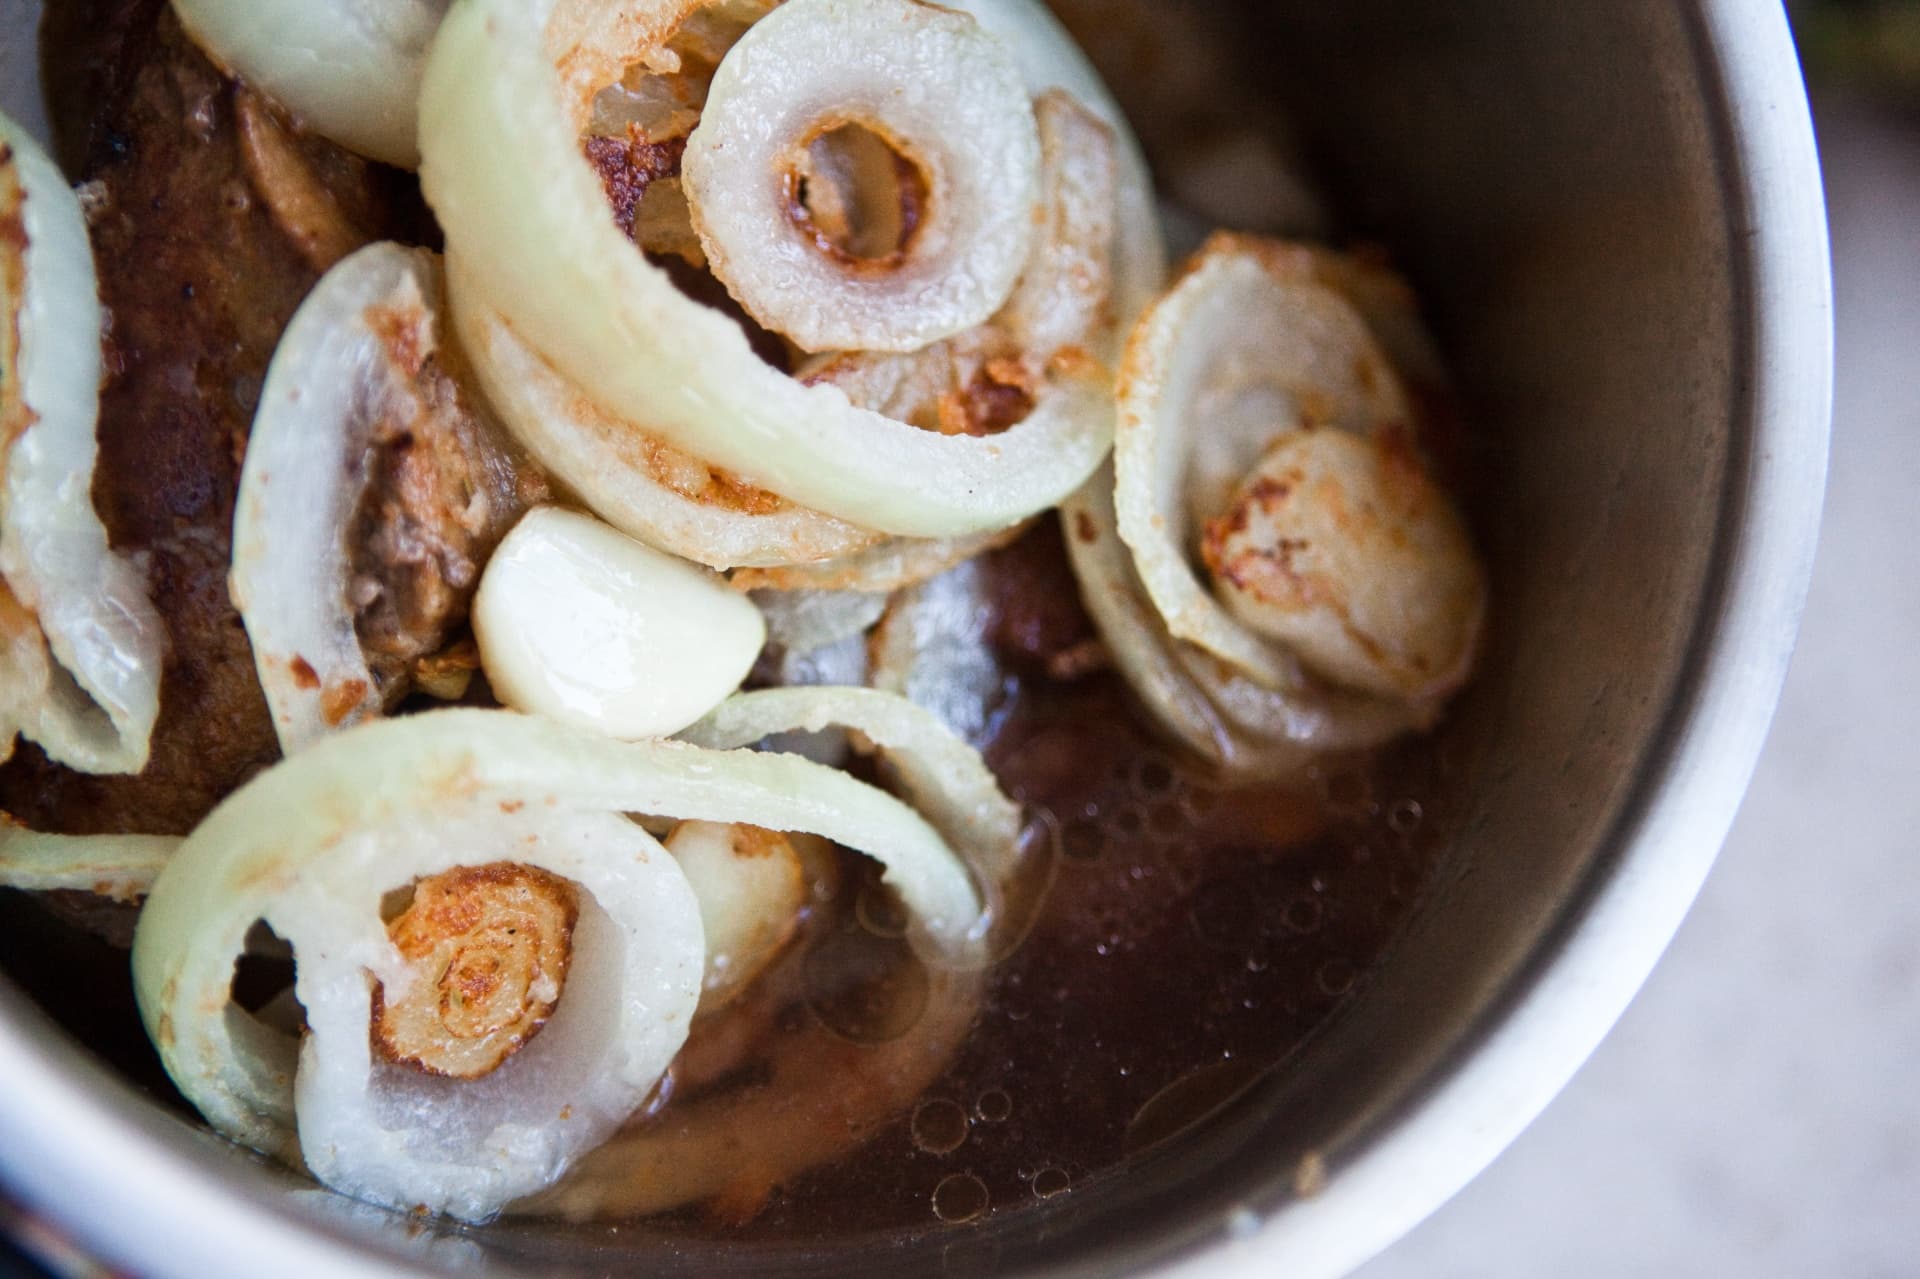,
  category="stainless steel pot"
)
[0,1,1830,1275]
